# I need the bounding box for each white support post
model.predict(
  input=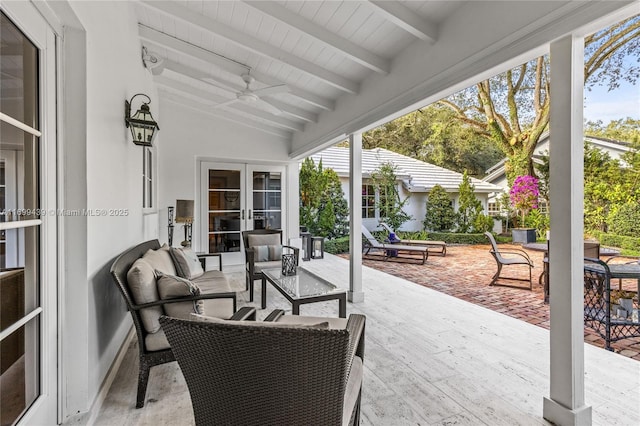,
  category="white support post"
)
[543,35,591,426]
[349,133,364,303]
